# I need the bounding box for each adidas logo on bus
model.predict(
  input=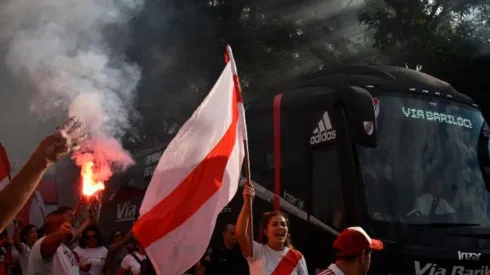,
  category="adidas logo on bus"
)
[310,110,336,145]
